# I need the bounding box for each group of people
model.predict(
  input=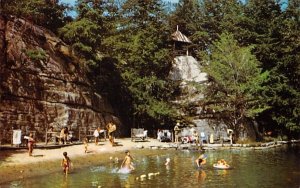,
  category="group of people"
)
[59,149,229,176]
[83,122,117,153]
[27,121,117,157]
[174,122,200,144]
[60,149,134,176]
